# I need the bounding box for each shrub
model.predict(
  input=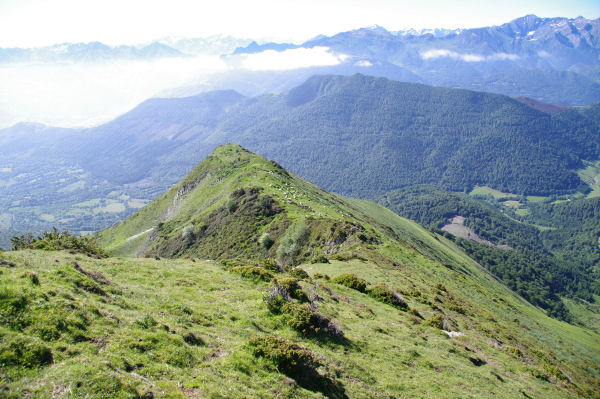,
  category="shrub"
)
[273,277,308,302]
[259,233,274,250]
[281,303,342,338]
[261,258,281,273]
[289,267,309,280]
[331,274,367,293]
[313,273,330,280]
[423,315,443,329]
[505,345,522,358]
[226,199,238,213]
[276,221,310,263]
[263,284,291,313]
[10,228,107,257]
[311,255,330,264]
[231,266,273,282]
[367,284,408,310]
[248,336,345,397]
